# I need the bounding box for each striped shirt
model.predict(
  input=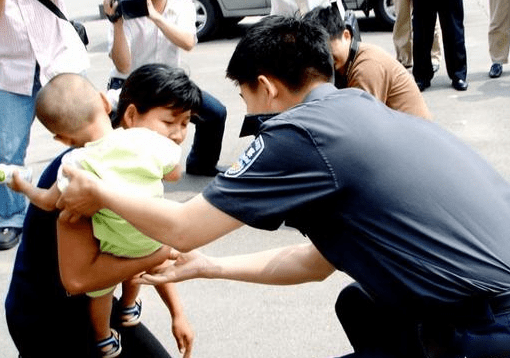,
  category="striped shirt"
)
[0,0,89,96]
